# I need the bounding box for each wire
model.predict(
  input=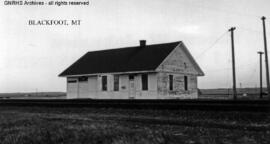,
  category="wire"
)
[238,26,270,35]
[196,31,228,59]
[242,60,258,87]
[206,62,258,72]
[239,27,260,33]
[177,0,261,19]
